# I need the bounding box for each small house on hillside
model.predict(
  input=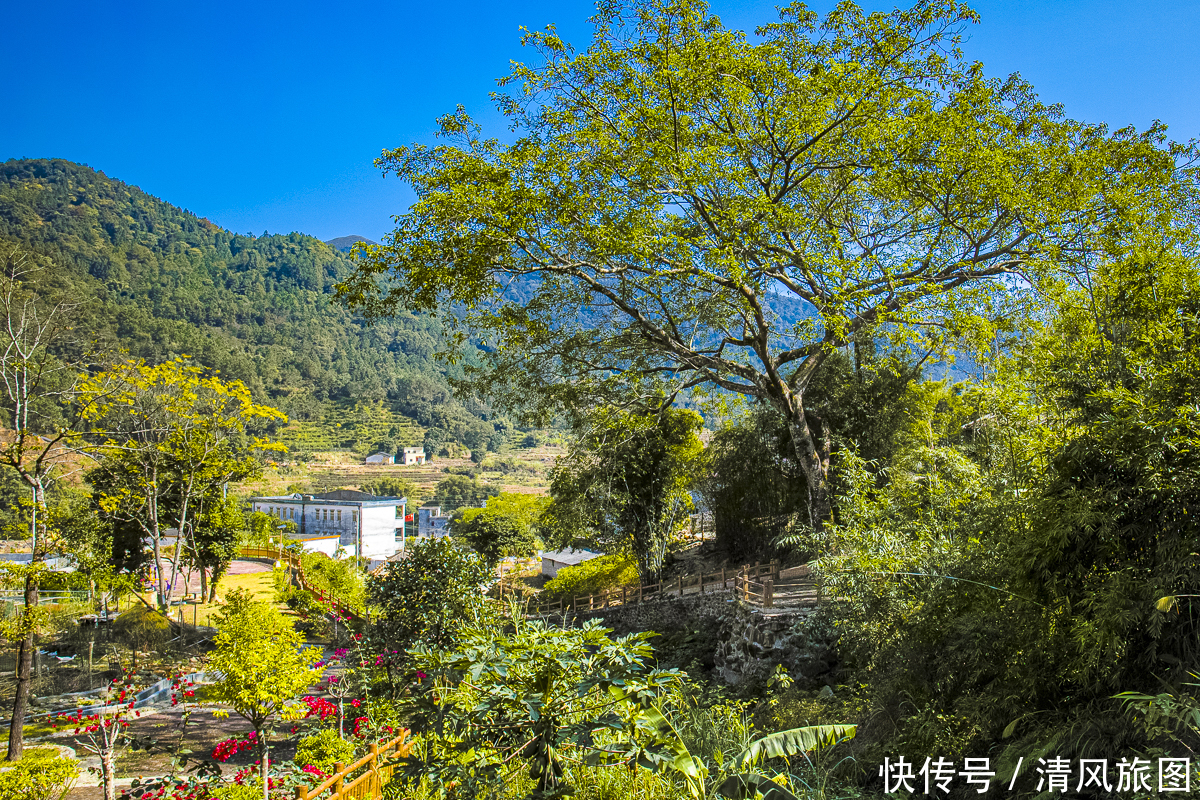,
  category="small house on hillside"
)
[399,446,426,466]
[365,452,394,465]
[540,549,602,578]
